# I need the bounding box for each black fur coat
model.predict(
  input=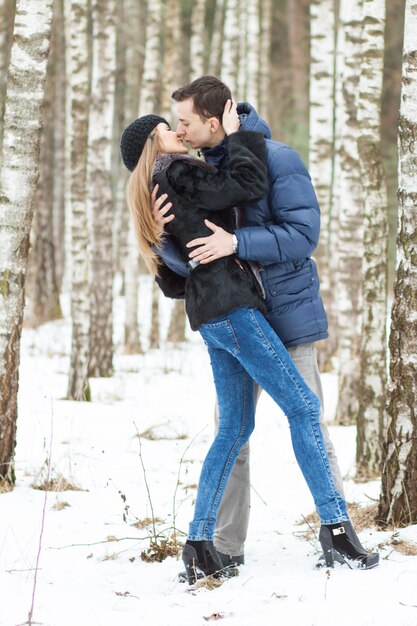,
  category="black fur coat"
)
[153,131,268,330]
